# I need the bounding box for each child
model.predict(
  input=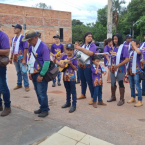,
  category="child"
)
[91,55,107,108]
[56,43,77,113]
[127,40,143,107]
